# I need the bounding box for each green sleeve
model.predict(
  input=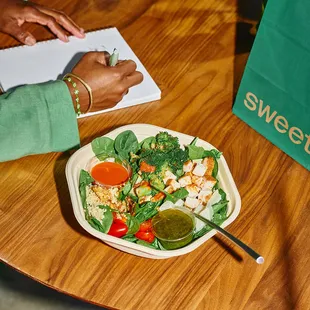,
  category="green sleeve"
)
[0,80,80,162]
